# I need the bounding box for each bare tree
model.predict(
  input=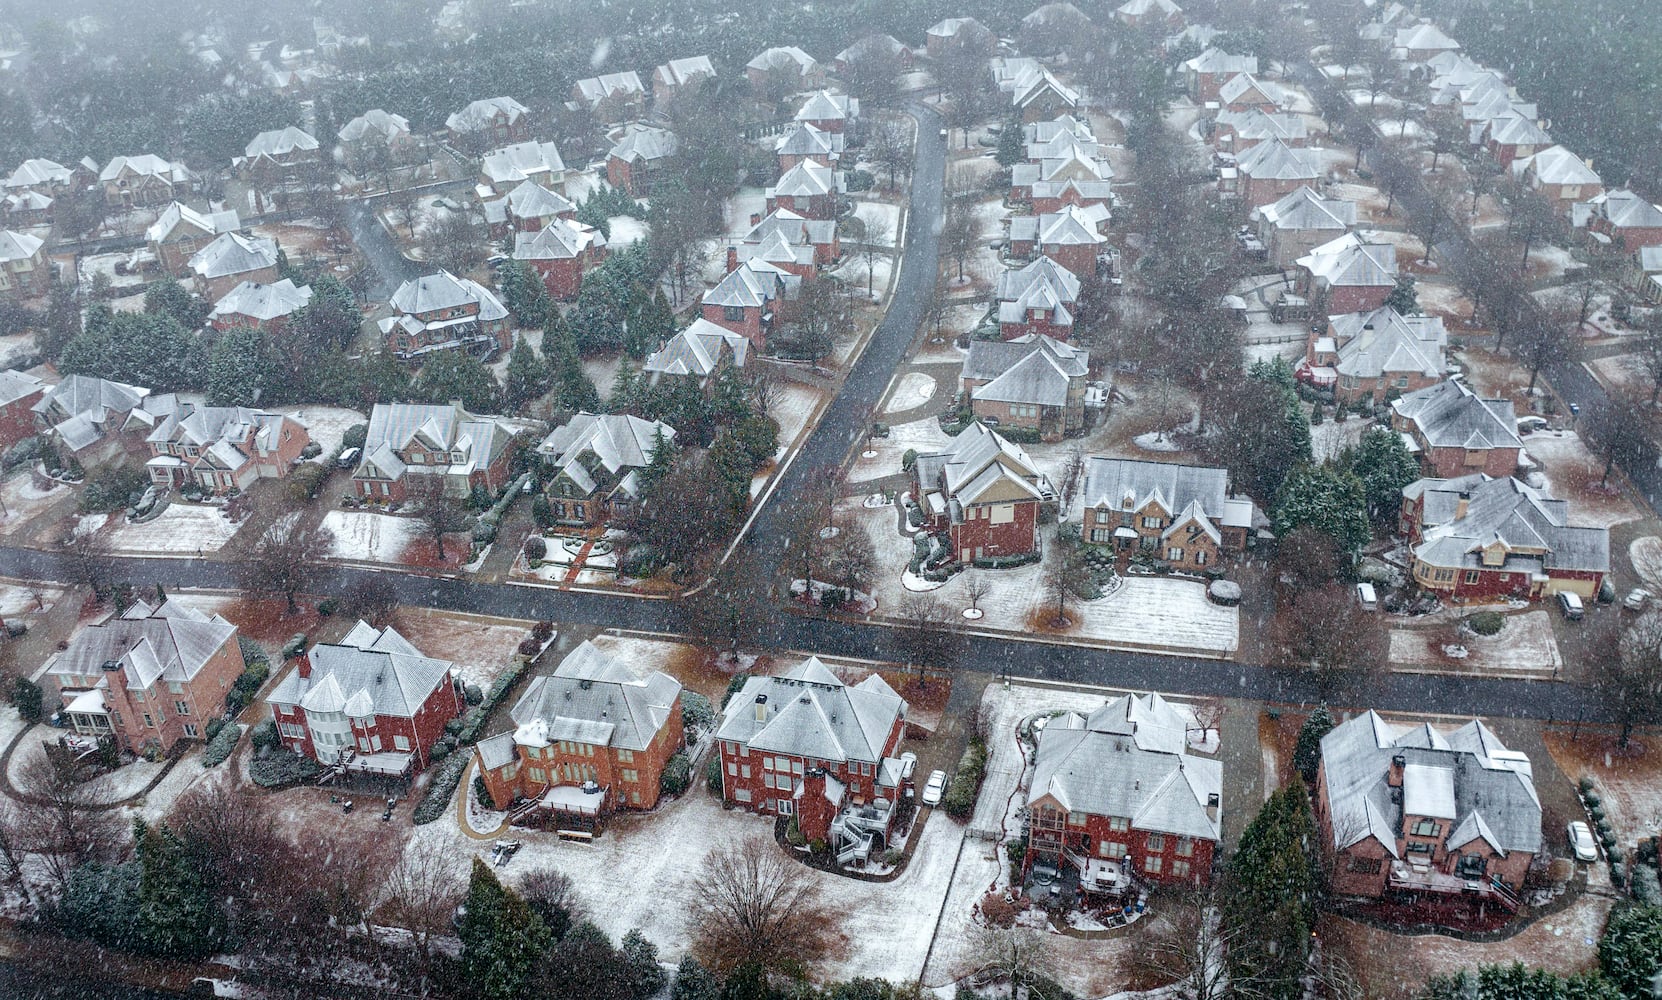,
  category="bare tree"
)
[939,192,980,283]
[1607,612,1662,747]
[1042,532,1090,628]
[63,529,114,599]
[868,122,913,191]
[1192,696,1226,746]
[1584,399,1655,488]
[518,866,587,938]
[1635,313,1662,407]
[386,184,421,238]
[963,571,992,614]
[0,797,32,907]
[1054,448,1085,521]
[342,573,400,626]
[12,751,126,892]
[824,528,876,596]
[688,834,838,976]
[238,512,334,613]
[1269,584,1388,700]
[167,773,292,939]
[1518,307,1578,395]
[1509,187,1563,270]
[419,208,486,275]
[405,475,472,562]
[895,591,961,670]
[743,362,782,418]
[967,925,1057,994]
[856,215,893,300]
[1141,889,1234,1000]
[382,835,466,986]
